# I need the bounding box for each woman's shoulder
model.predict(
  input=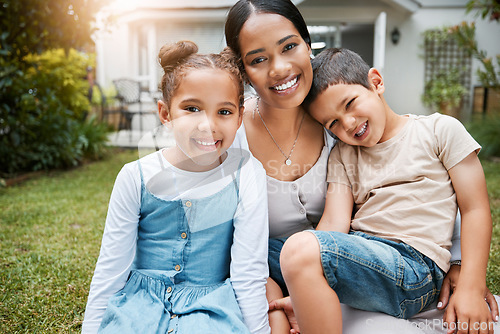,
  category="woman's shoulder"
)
[232,96,260,151]
[242,96,260,129]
